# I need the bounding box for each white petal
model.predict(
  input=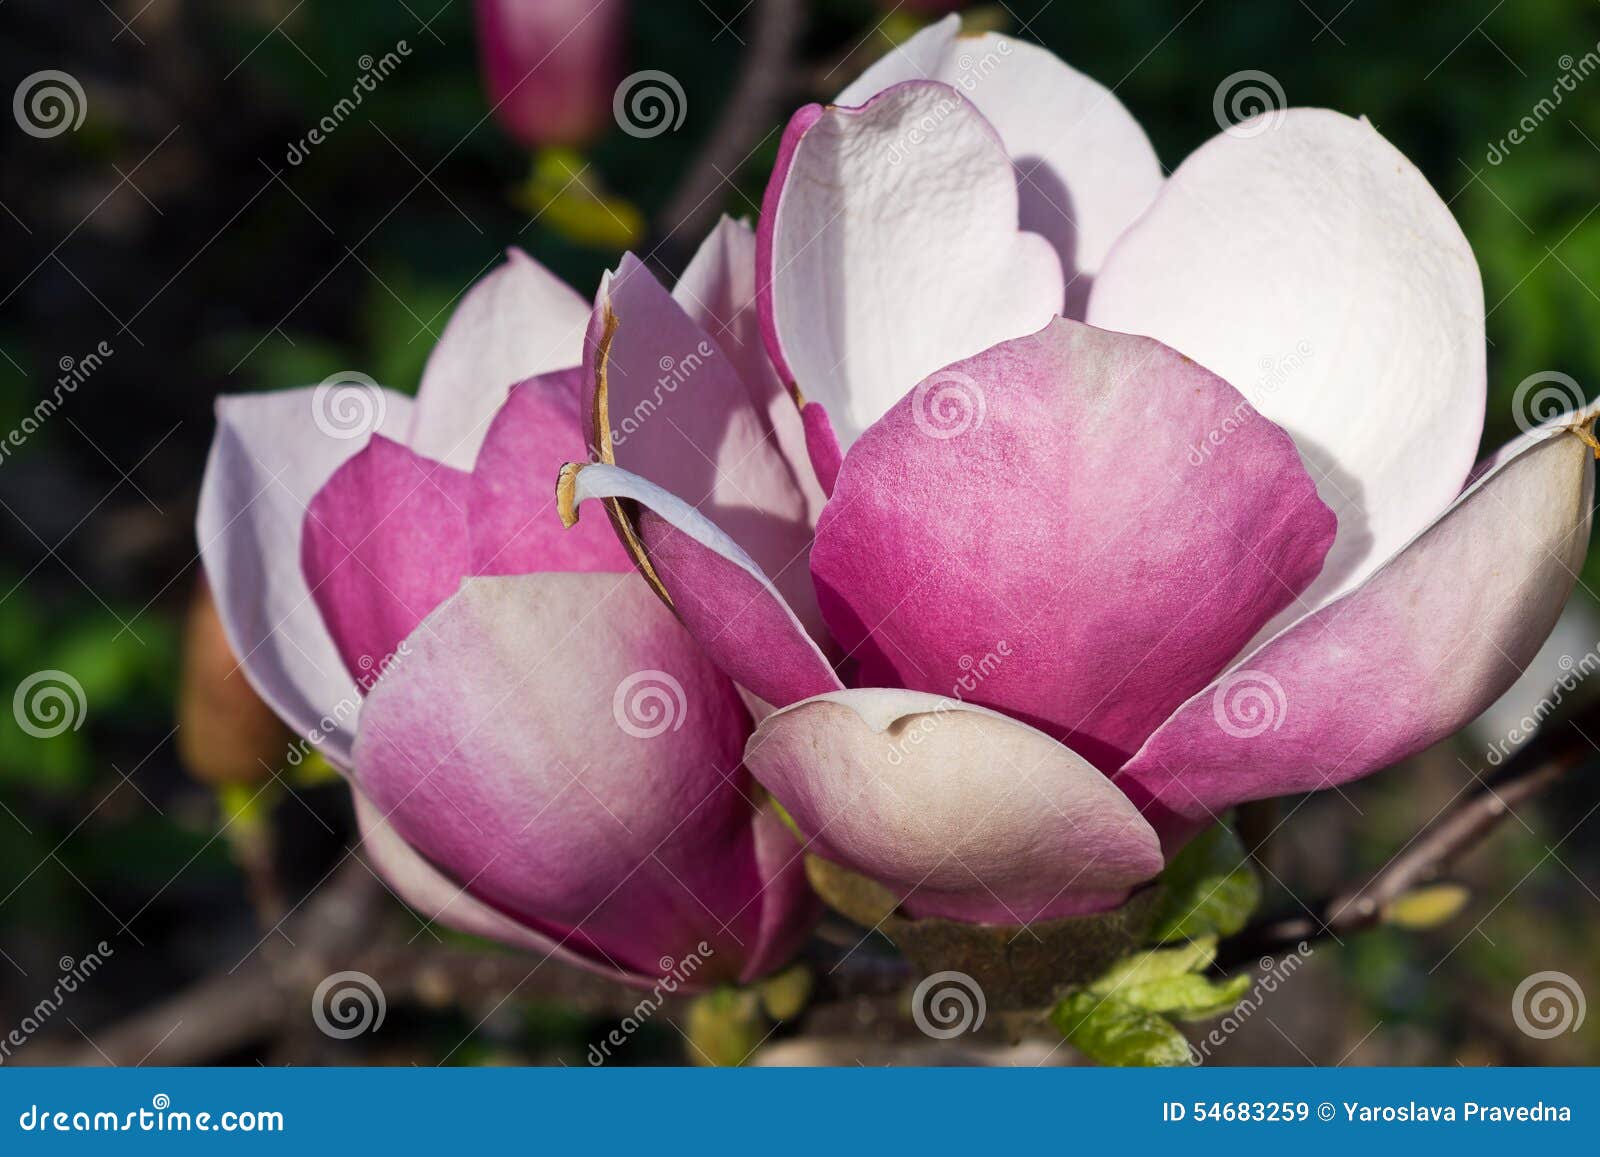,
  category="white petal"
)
[839,20,1162,318]
[409,249,590,469]
[197,388,413,766]
[1088,109,1486,622]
